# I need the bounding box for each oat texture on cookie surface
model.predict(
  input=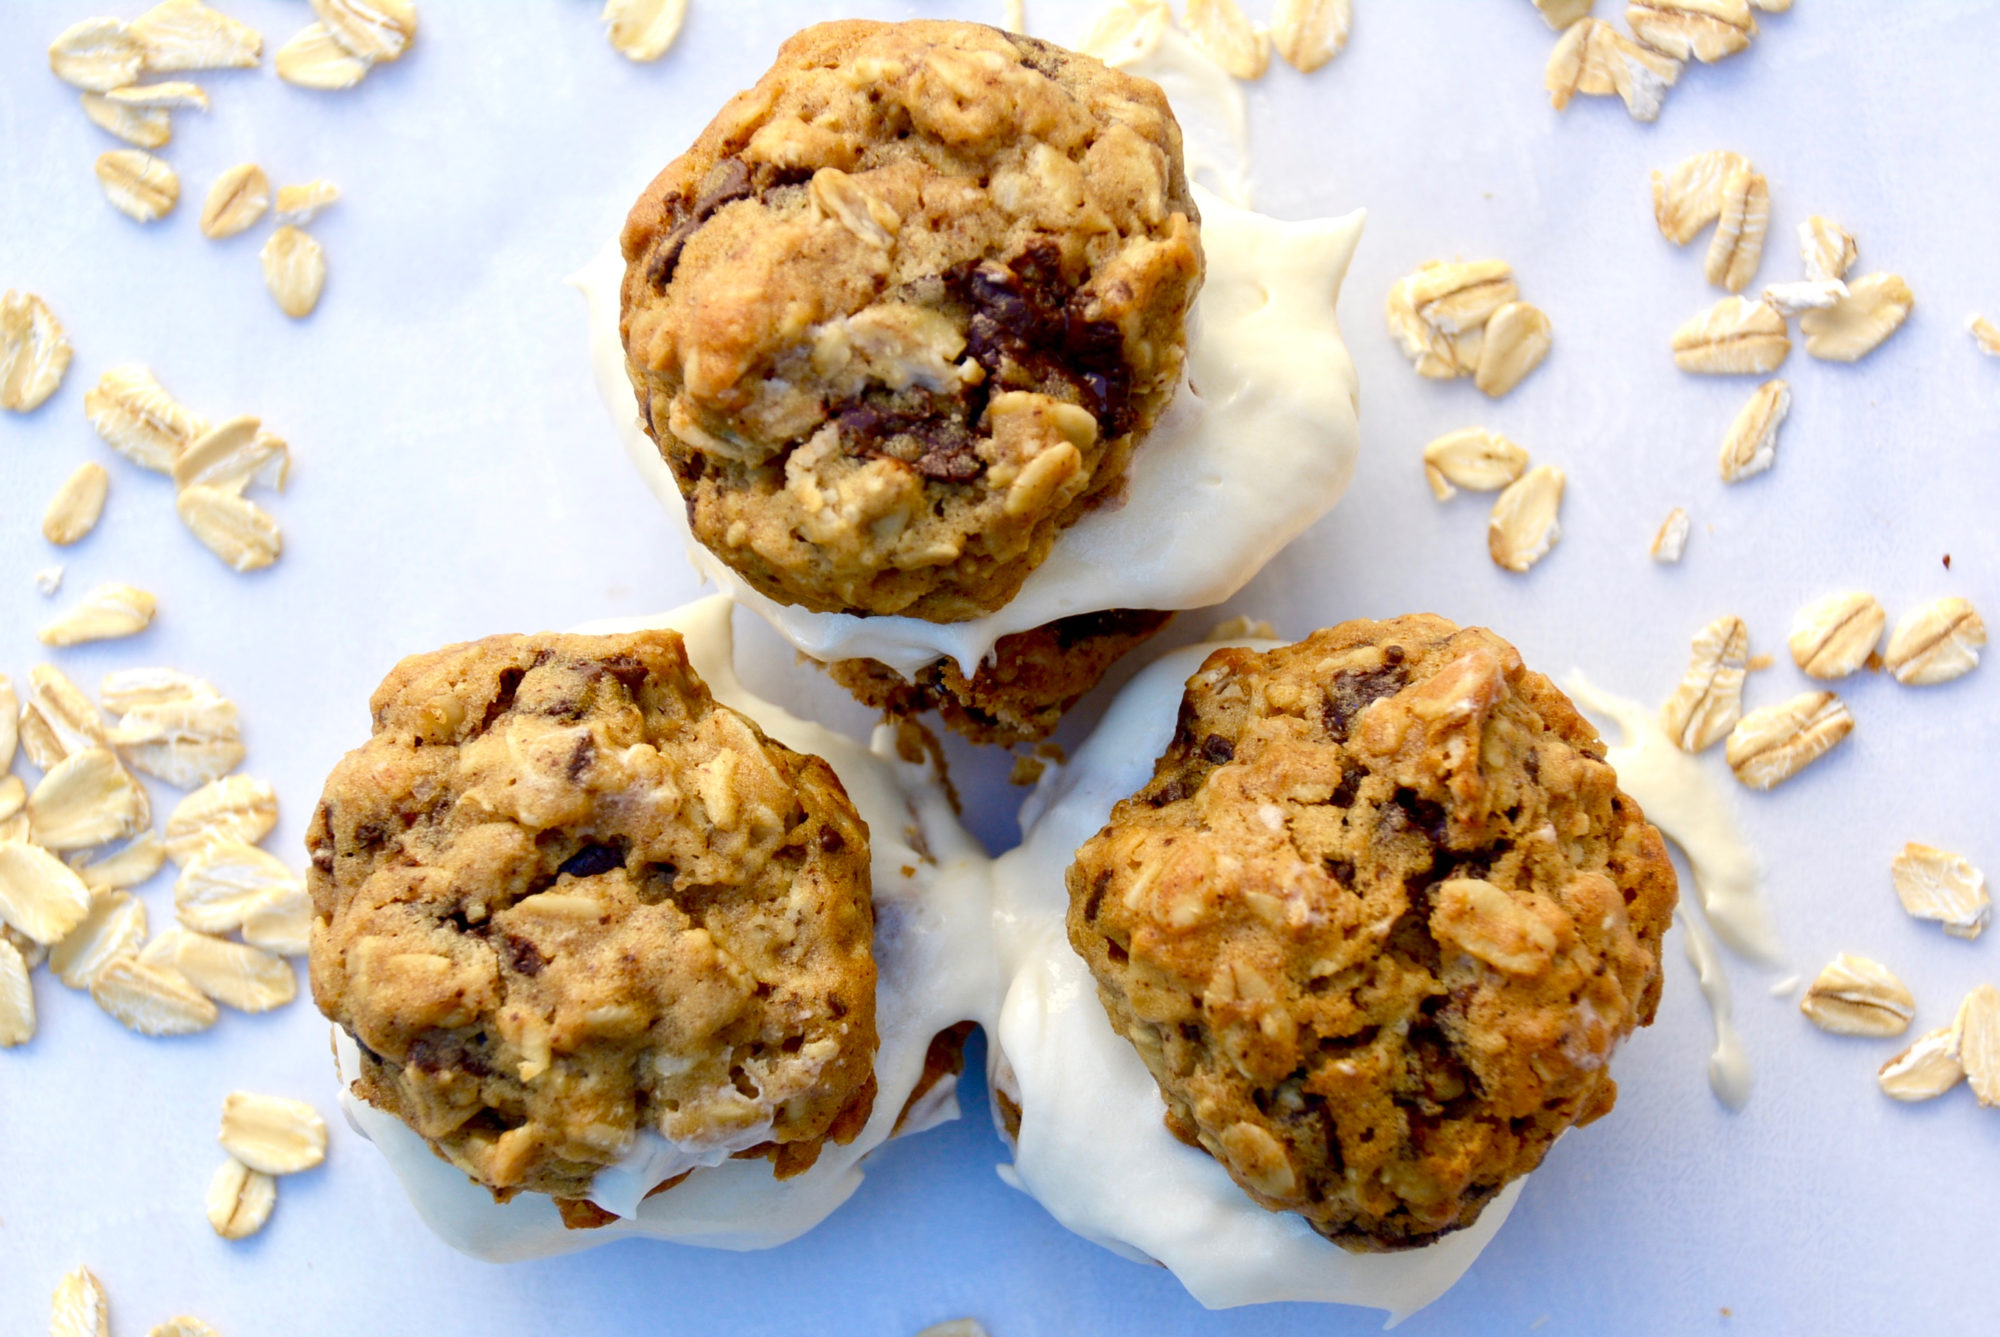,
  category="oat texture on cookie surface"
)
[308,628,878,1204]
[1066,616,1677,1249]
[620,19,1202,623]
